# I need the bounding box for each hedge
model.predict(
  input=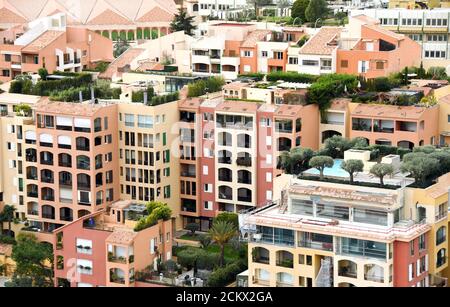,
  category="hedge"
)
[207,260,247,287]
[187,77,225,98]
[267,71,318,83]
[238,73,265,81]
